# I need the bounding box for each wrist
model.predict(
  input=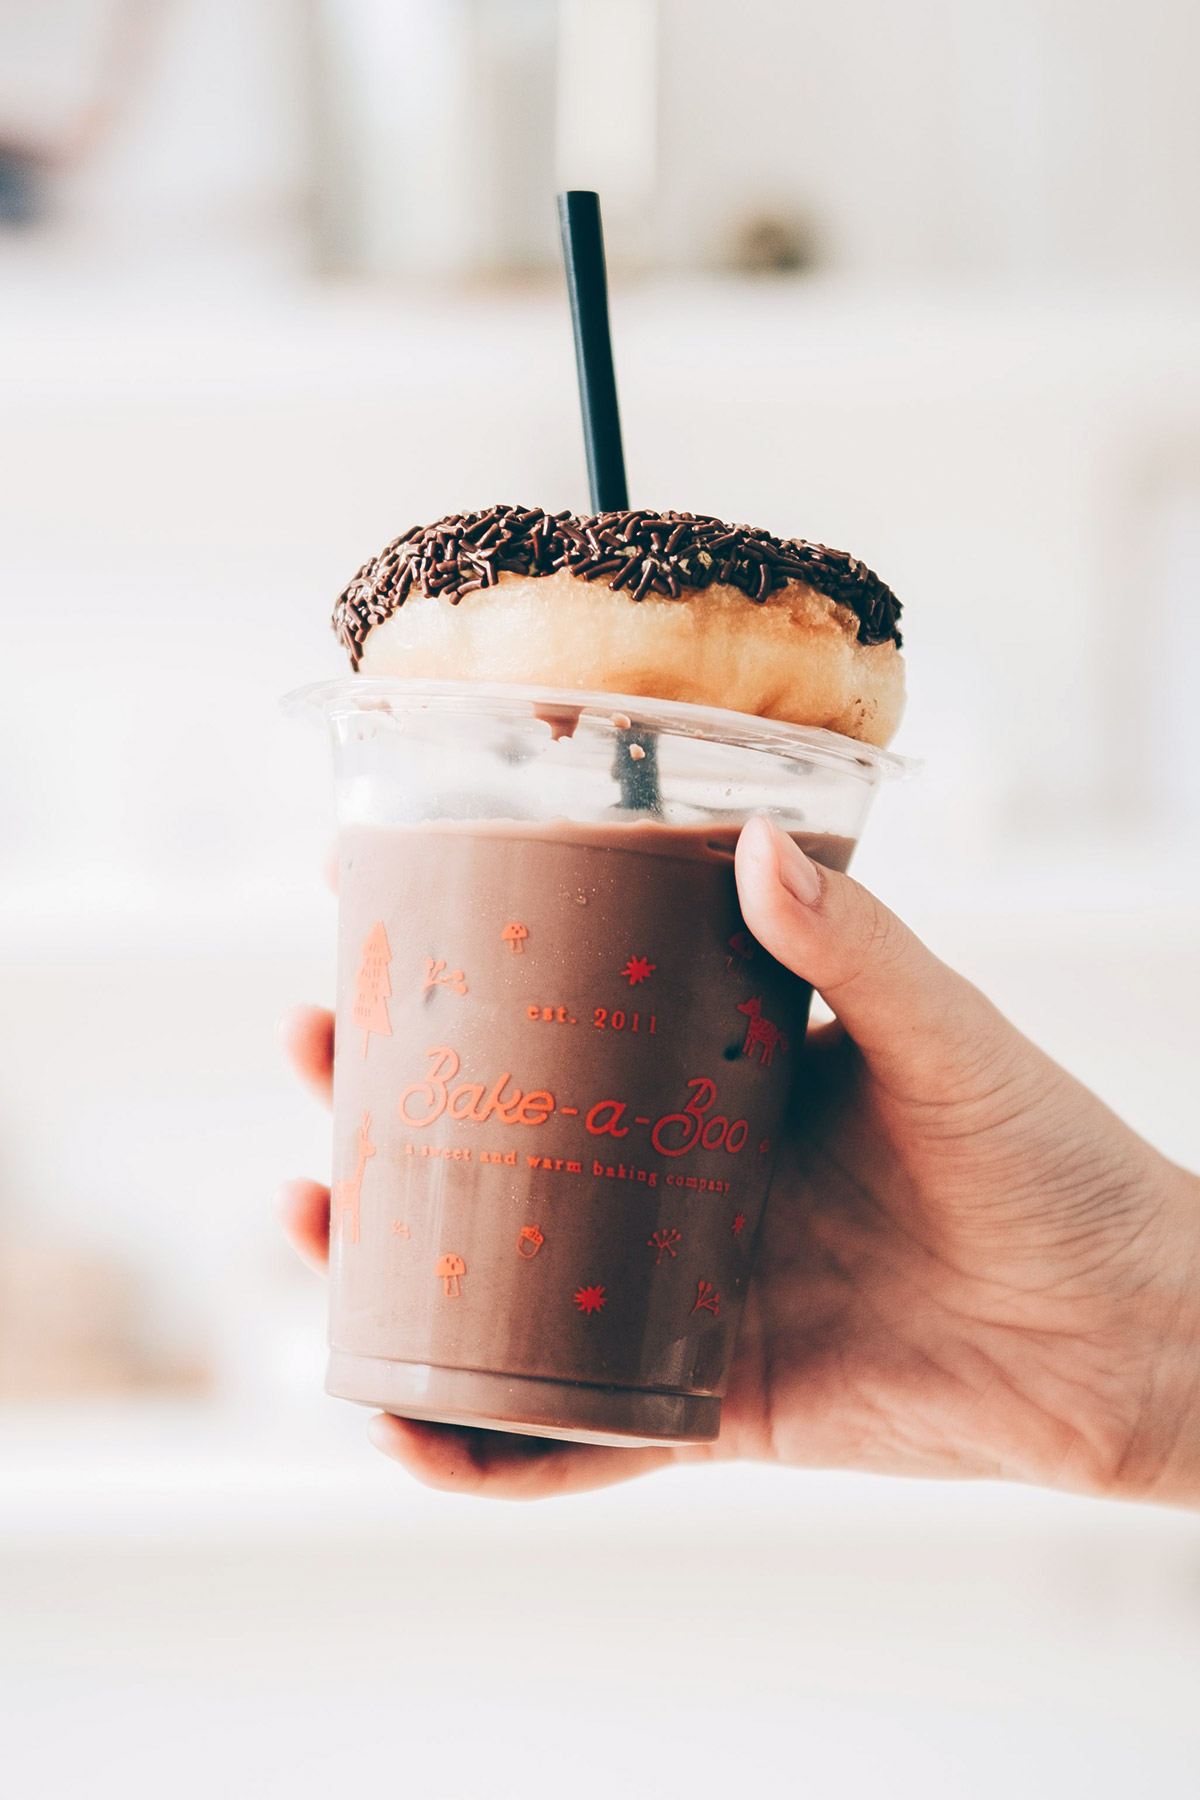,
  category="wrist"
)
[1107,1164,1200,1509]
